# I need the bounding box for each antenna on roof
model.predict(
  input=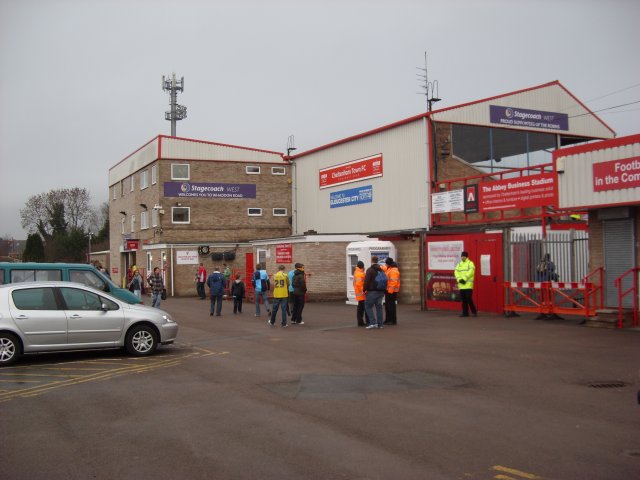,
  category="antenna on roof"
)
[416,52,441,112]
[286,135,297,157]
[162,73,187,137]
